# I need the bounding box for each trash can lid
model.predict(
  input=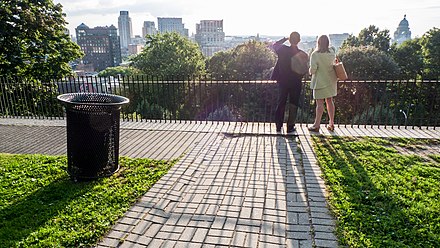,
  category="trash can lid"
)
[57,93,129,106]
